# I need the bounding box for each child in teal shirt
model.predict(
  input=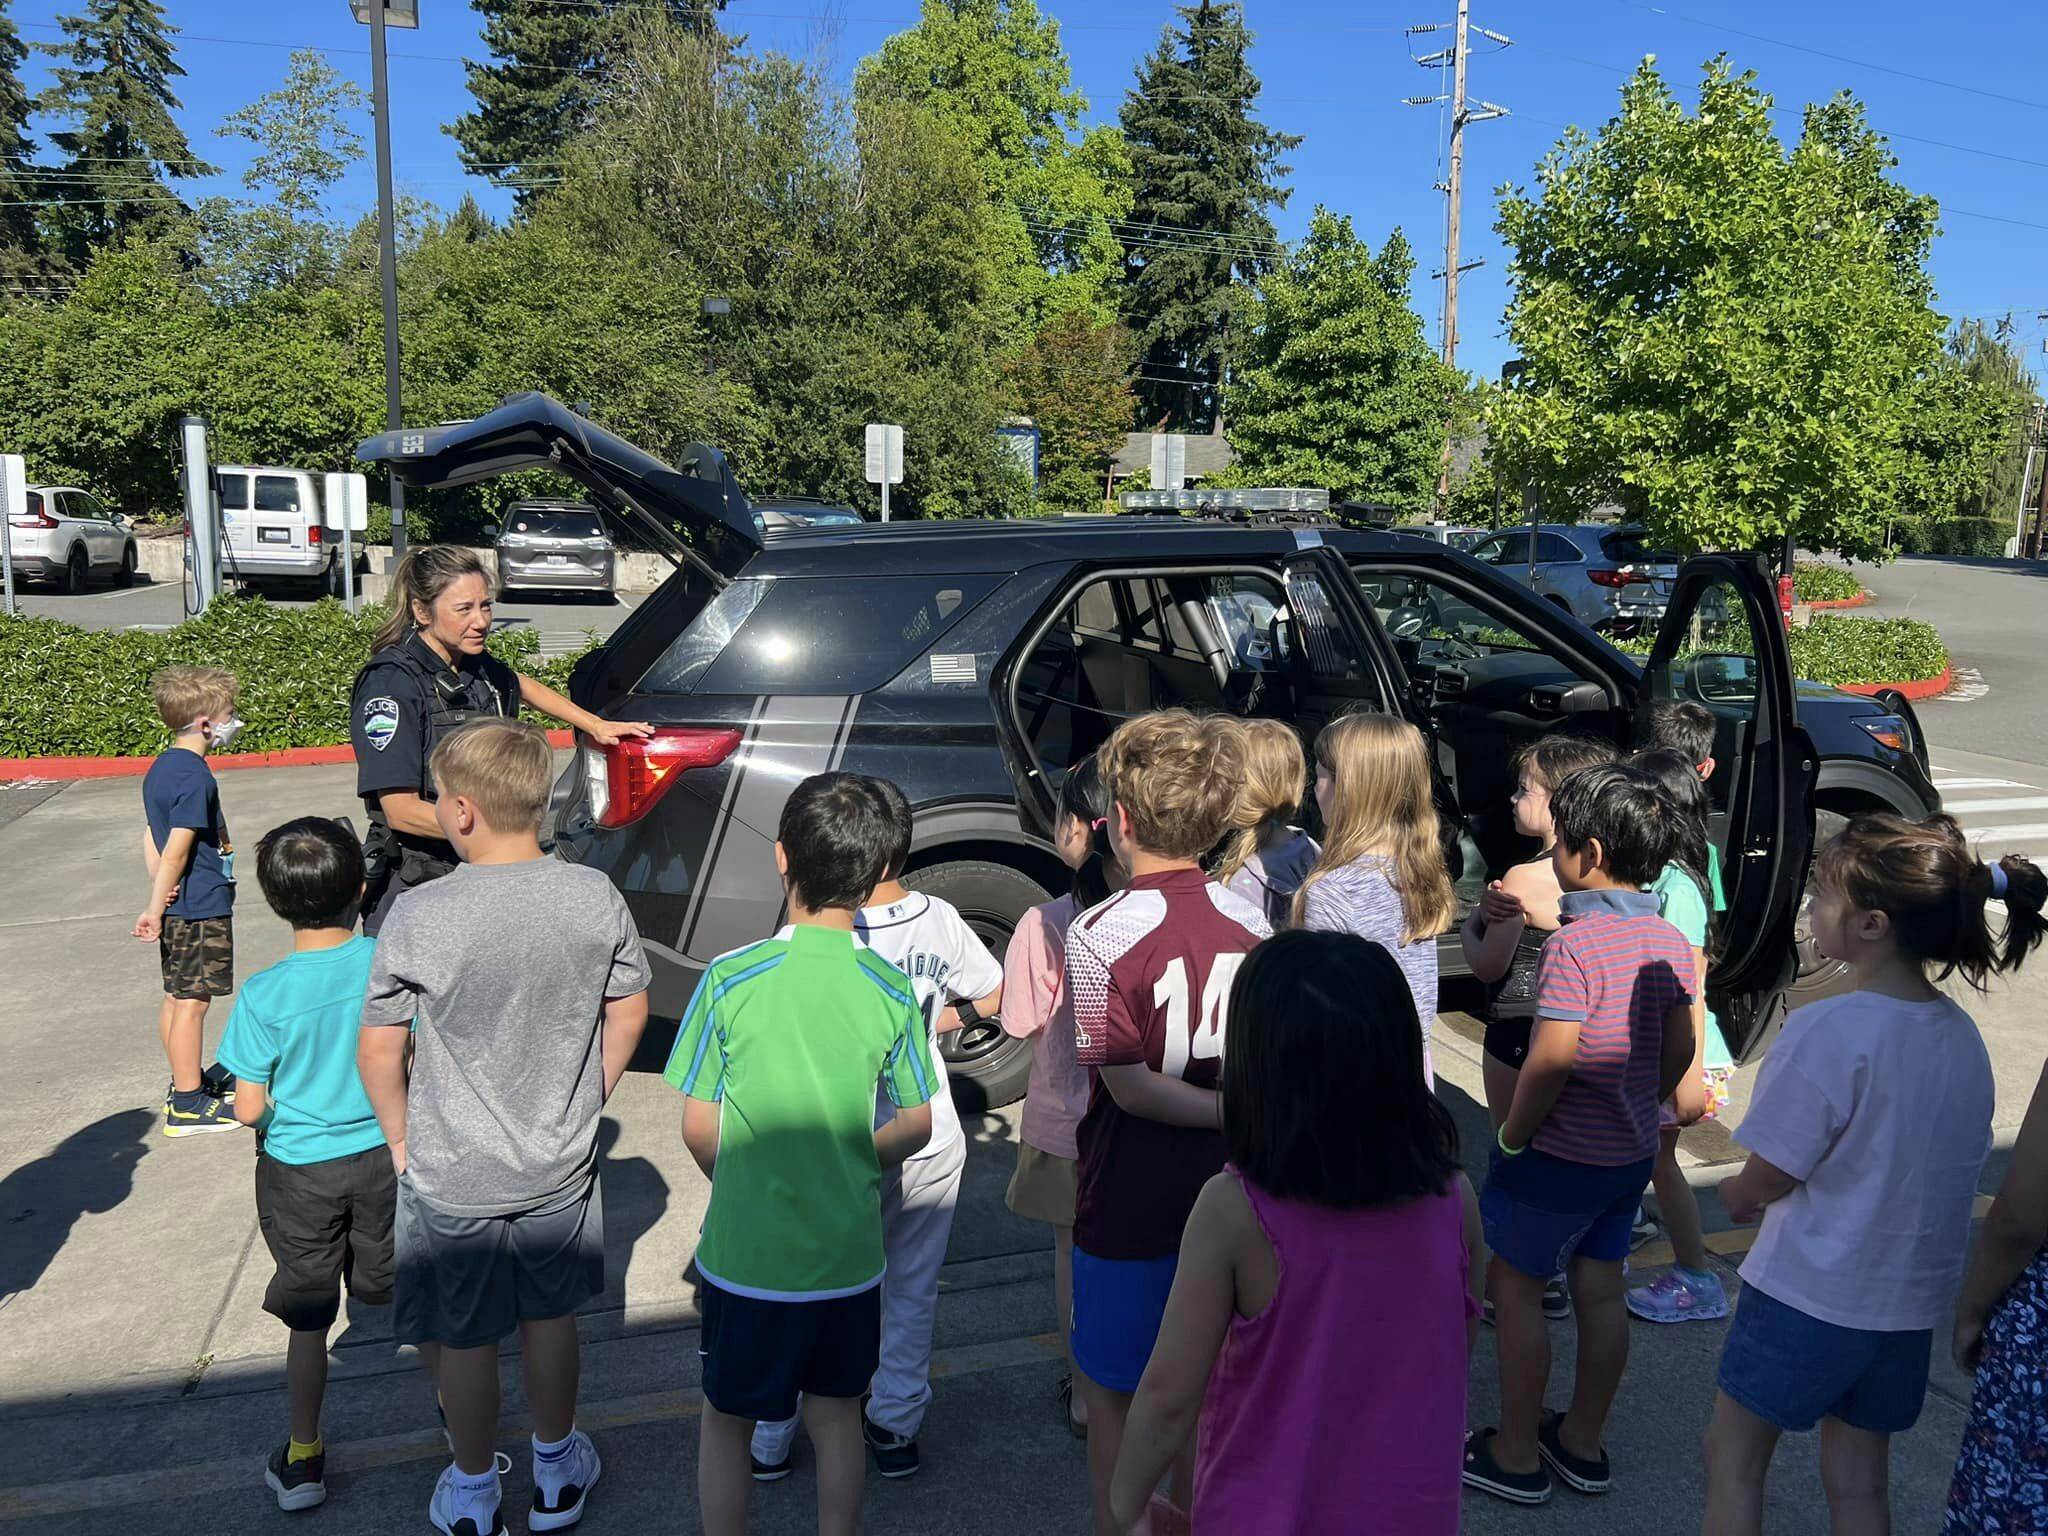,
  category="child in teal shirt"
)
[216,817,391,1514]
[1626,749,1733,1324]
